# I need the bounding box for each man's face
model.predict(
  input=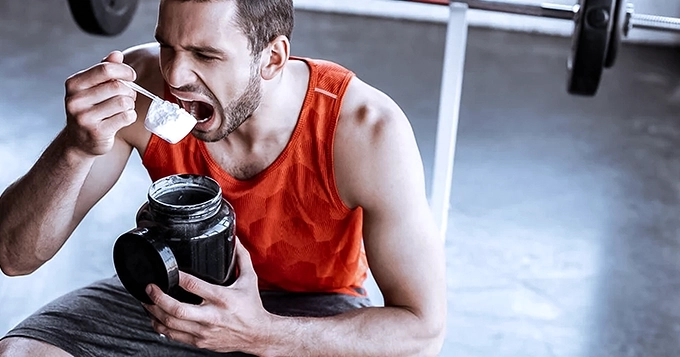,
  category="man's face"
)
[155,0,263,142]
